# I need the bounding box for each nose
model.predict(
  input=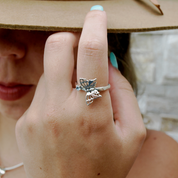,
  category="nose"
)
[0,32,26,60]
